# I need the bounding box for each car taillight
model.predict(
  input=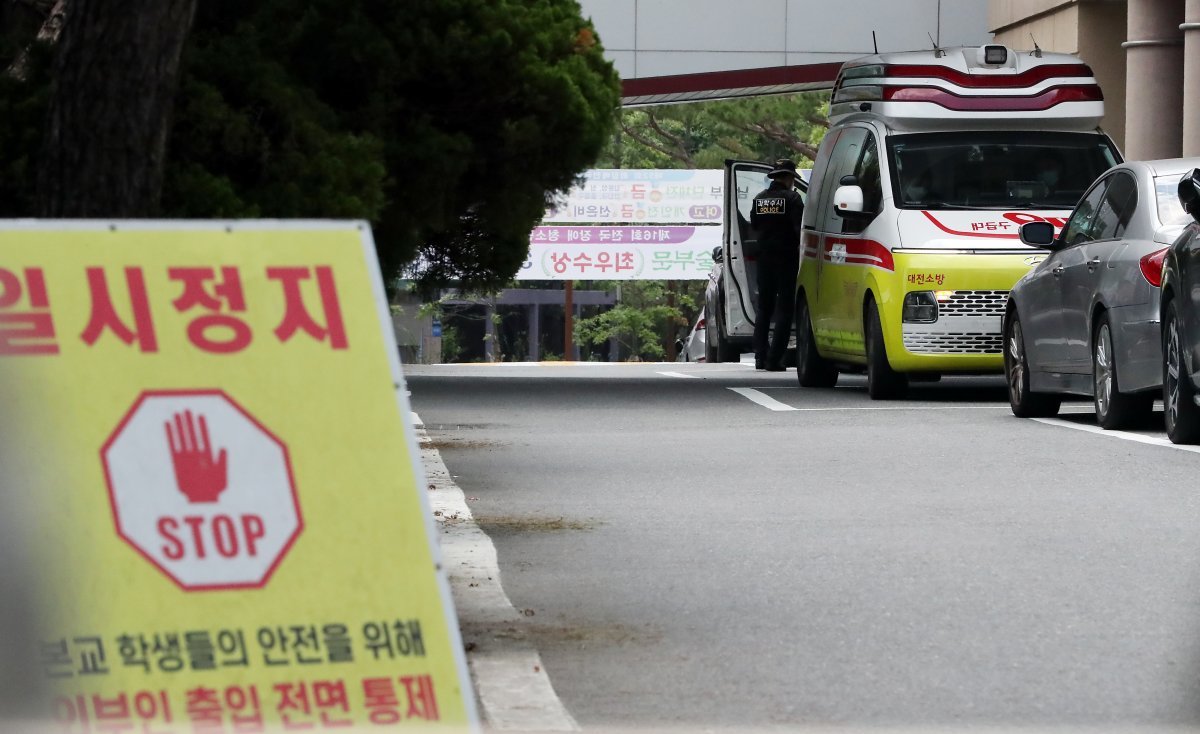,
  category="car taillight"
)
[696,318,706,331]
[1140,248,1168,287]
